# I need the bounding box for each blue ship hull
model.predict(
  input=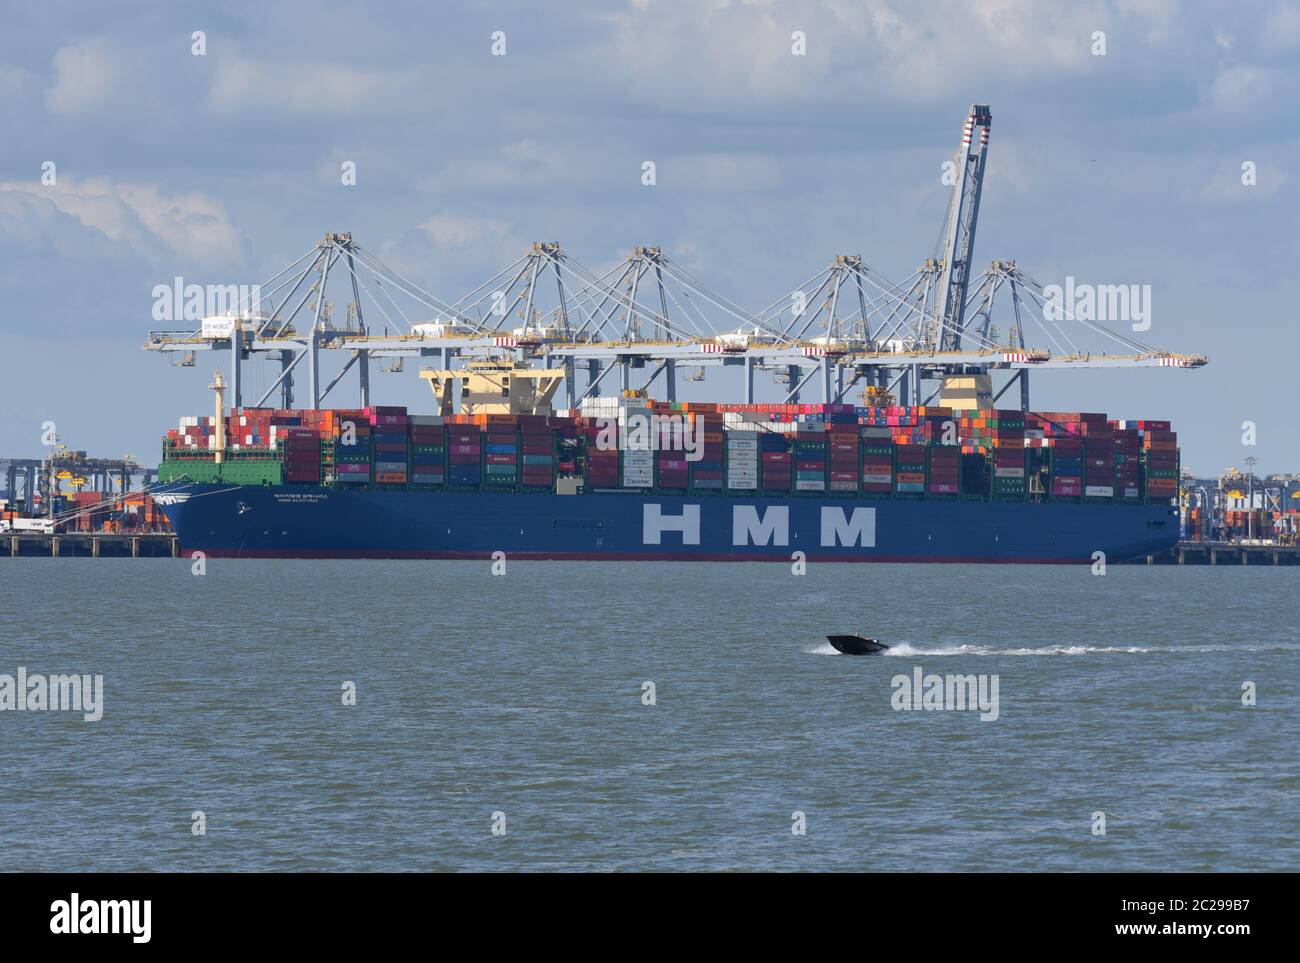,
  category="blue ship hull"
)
[154,484,1179,563]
